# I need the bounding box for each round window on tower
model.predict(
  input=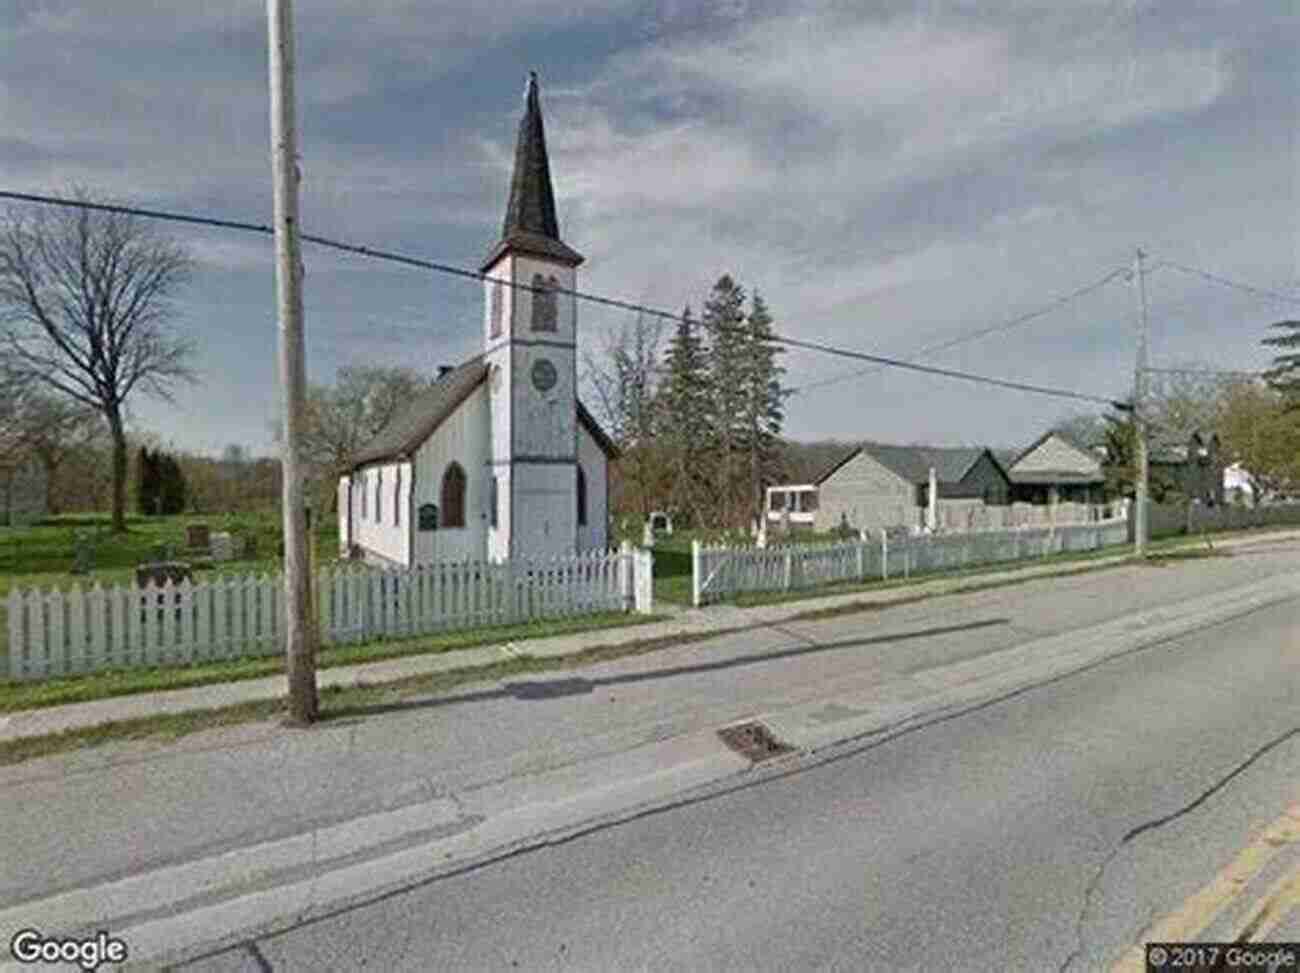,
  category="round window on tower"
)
[531,358,557,393]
